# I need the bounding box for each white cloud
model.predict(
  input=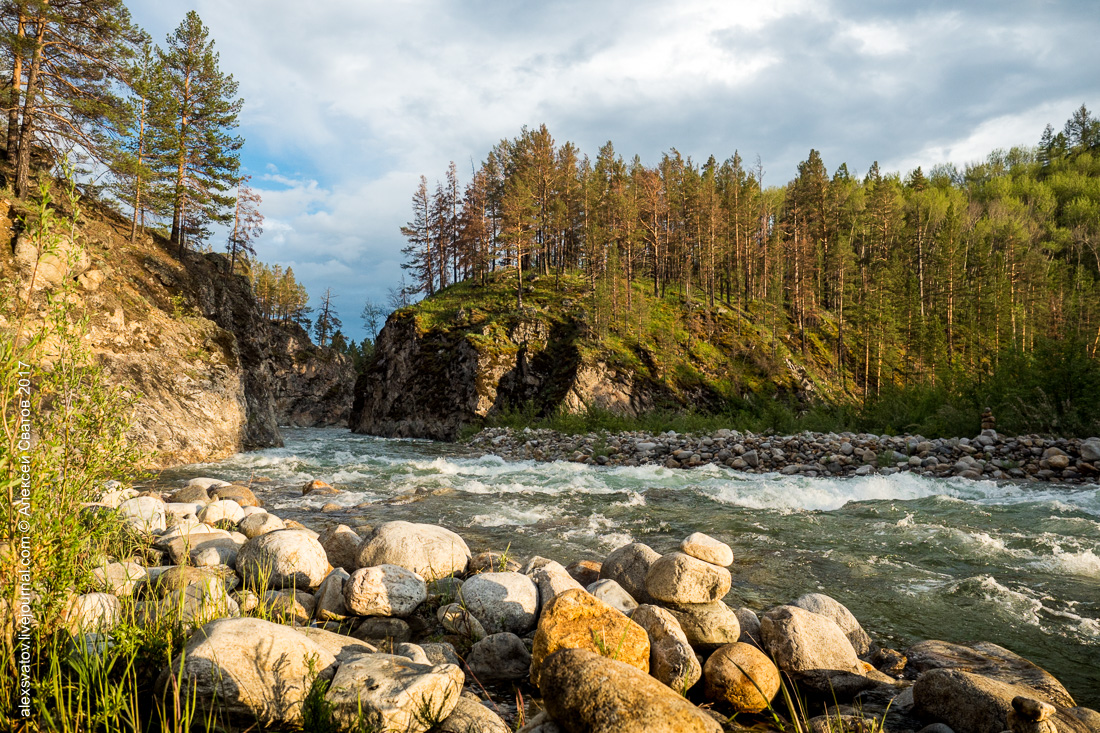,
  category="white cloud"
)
[126,0,1100,339]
